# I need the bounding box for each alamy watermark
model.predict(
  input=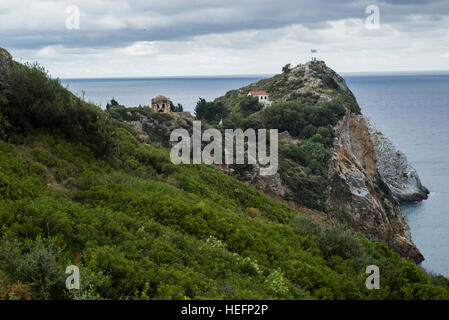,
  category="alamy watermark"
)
[170,121,278,176]
[365,265,380,289]
[65,265,80,290]
[65,5,80,30]
[365,5,380,30]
